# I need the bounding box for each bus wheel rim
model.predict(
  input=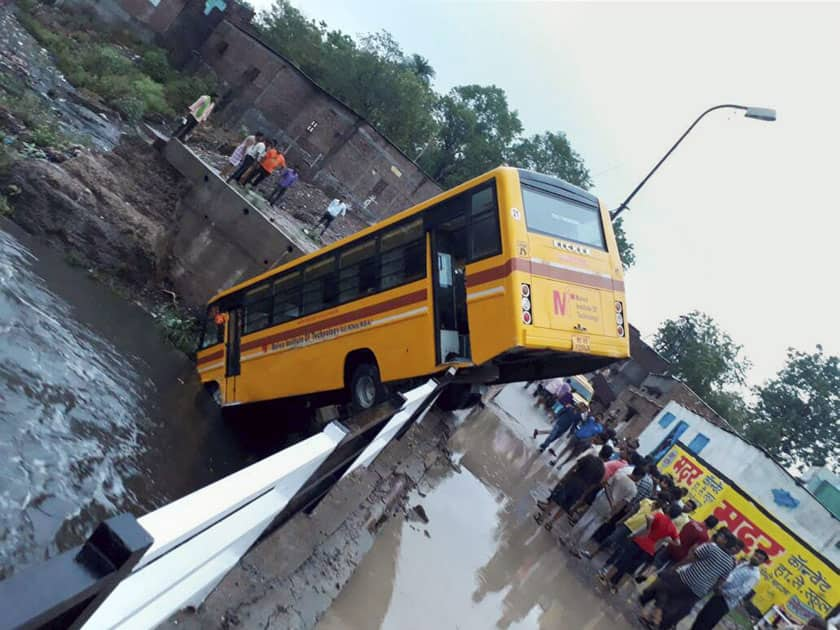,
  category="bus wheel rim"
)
[357,376,376,408]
